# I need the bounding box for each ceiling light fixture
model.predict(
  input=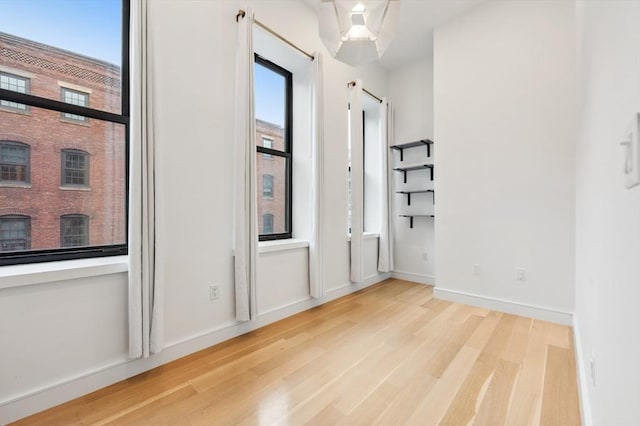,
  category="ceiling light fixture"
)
[319,0,401,67]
